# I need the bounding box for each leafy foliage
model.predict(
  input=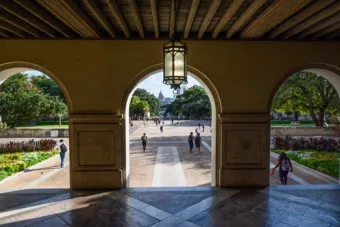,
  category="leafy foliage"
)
[166,86,211,119]
[31,75,66,103]
[0,139,57,154]
[129,96,149,119]
[0,73,67,127]
[272,72,340,127]
[272,136,340,151]
[132,88,160,116]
